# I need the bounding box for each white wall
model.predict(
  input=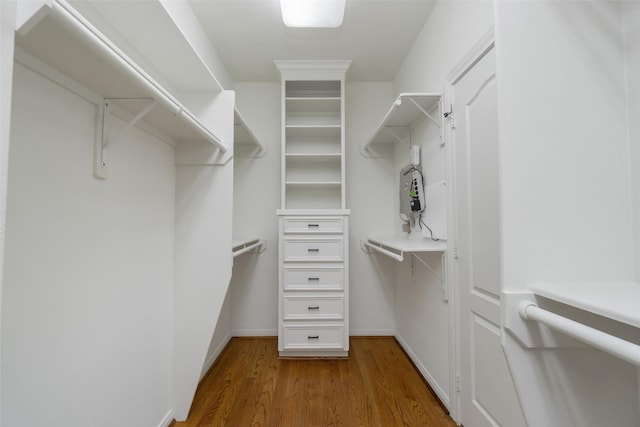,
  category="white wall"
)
[2,63,174,427]
[229,82,280,336]
[393,0,495,95]
[386,0,494,409]
[0,1,16,422]
[228,82,399,337]
[346,82,397,335]
[496,1,638,425]
[625,1,640,281]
